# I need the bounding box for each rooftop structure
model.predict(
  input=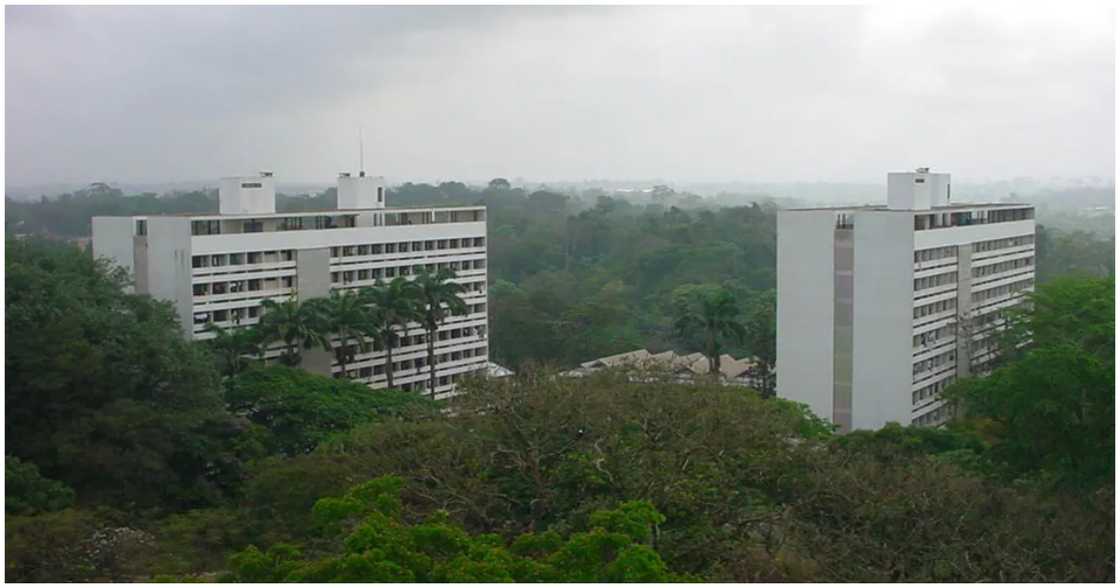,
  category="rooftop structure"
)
[561,348,772,389]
